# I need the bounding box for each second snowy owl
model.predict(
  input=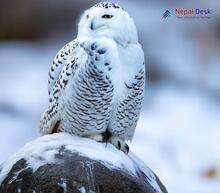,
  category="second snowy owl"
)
[40,2,145,154]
